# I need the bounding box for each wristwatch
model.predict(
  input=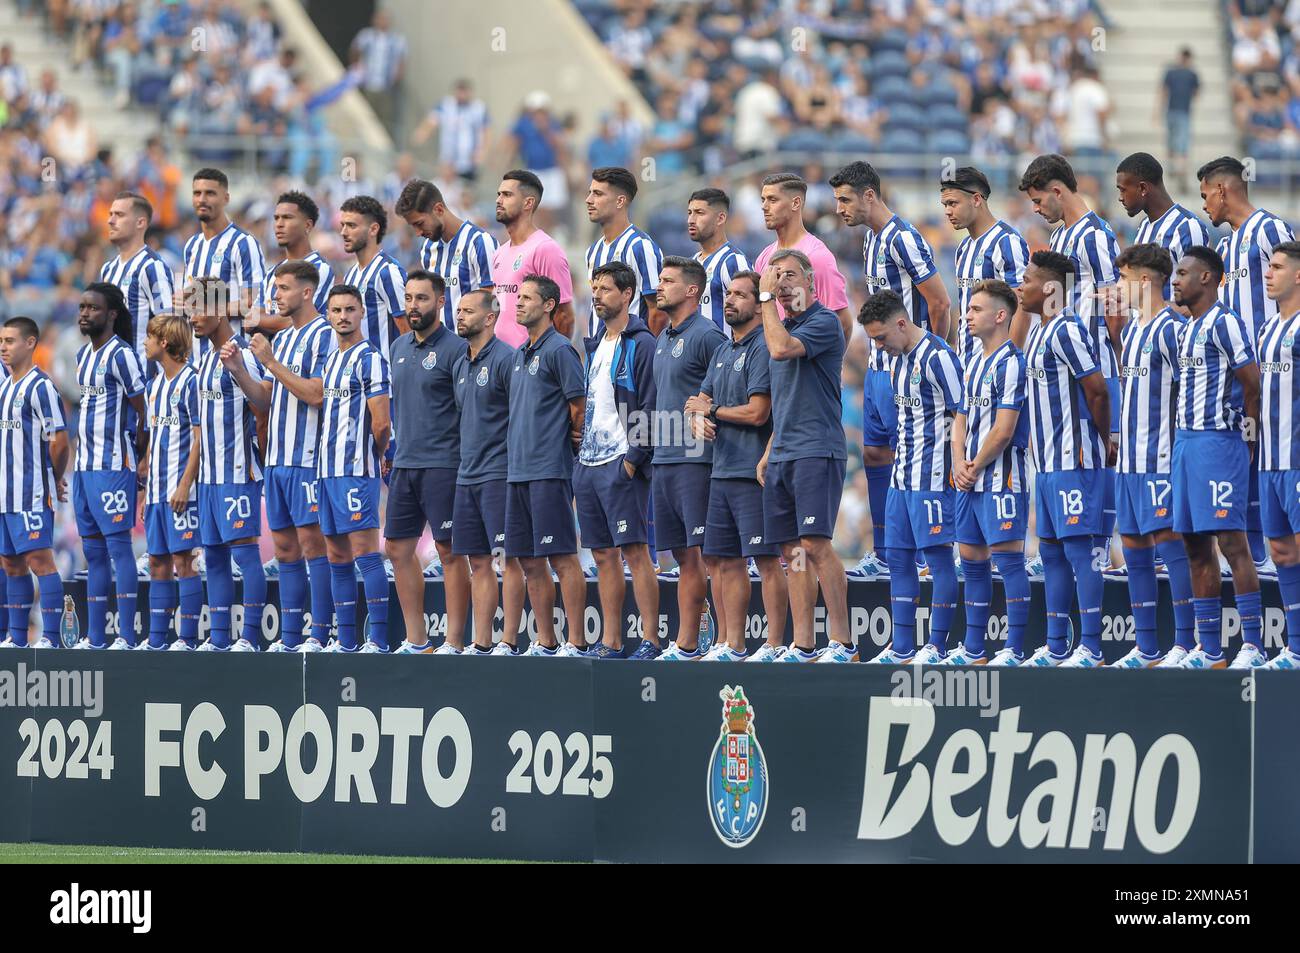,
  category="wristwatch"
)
[707,401,720,423]
[758,291,774,303]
